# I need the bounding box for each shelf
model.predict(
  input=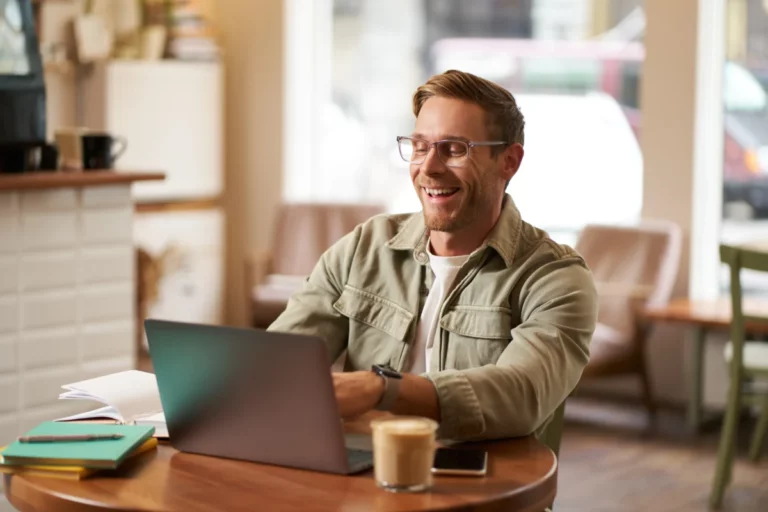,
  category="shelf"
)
[0,170,165,192]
